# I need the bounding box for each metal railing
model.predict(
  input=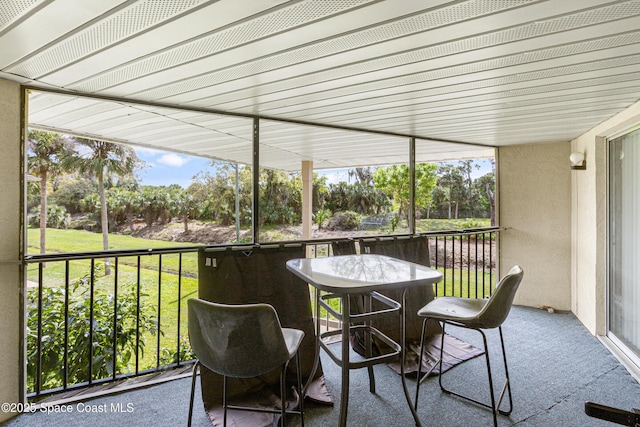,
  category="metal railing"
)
[422,227,498,298]
[24,227,499,399]
[24,246,200,400]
